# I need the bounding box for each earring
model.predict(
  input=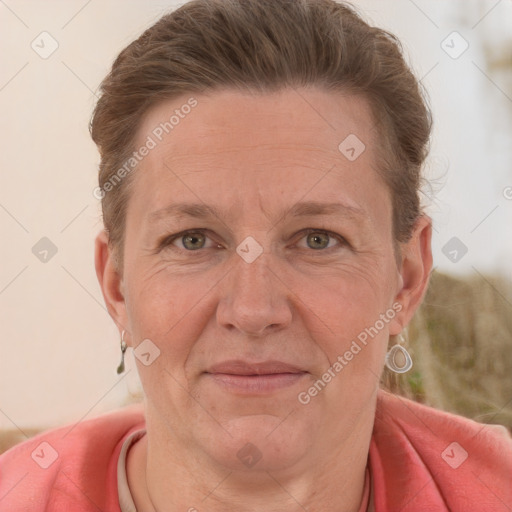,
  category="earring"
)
[385,331,413,374]
[116,330,128,374]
